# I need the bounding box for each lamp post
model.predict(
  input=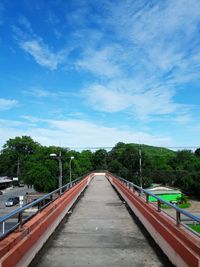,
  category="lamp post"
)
[69,156,74,186]
[139,148,142,189]
[17,157,20,178]
[50,151,63,190]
